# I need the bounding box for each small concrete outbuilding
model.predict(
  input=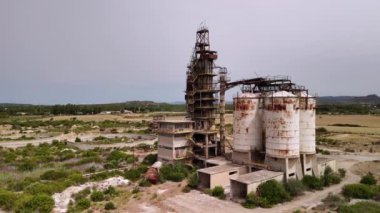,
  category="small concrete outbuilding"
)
[230,170,284,199]
[198,164,248,189]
